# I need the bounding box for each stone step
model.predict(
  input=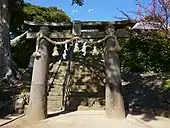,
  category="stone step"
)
[57,71,67,74]
[48,100,62,105]
[53,78,64,82]
[48,91,62,96]
[48,104,62,107]
[47,99,63,111]
[48,78,63,85]
[53,80,64,85]
[54,75,65,79]
[48,106,62,111]
[51,84,63,88]
[70,92,104,98]
[50,86,63,91]
[48,102,62,109]
[49,86,63,93]
[48,95,62,101]
[48,107,63,111]
[77,105,105,110]
[48,103,62,108]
